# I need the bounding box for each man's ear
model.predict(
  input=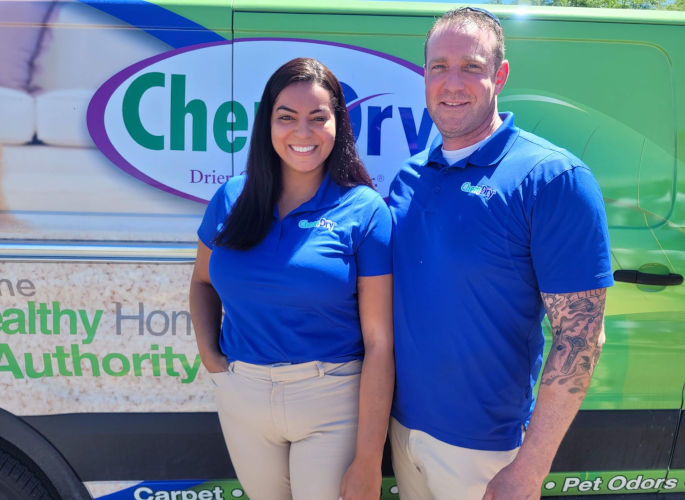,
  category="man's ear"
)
[494,59,509,95]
